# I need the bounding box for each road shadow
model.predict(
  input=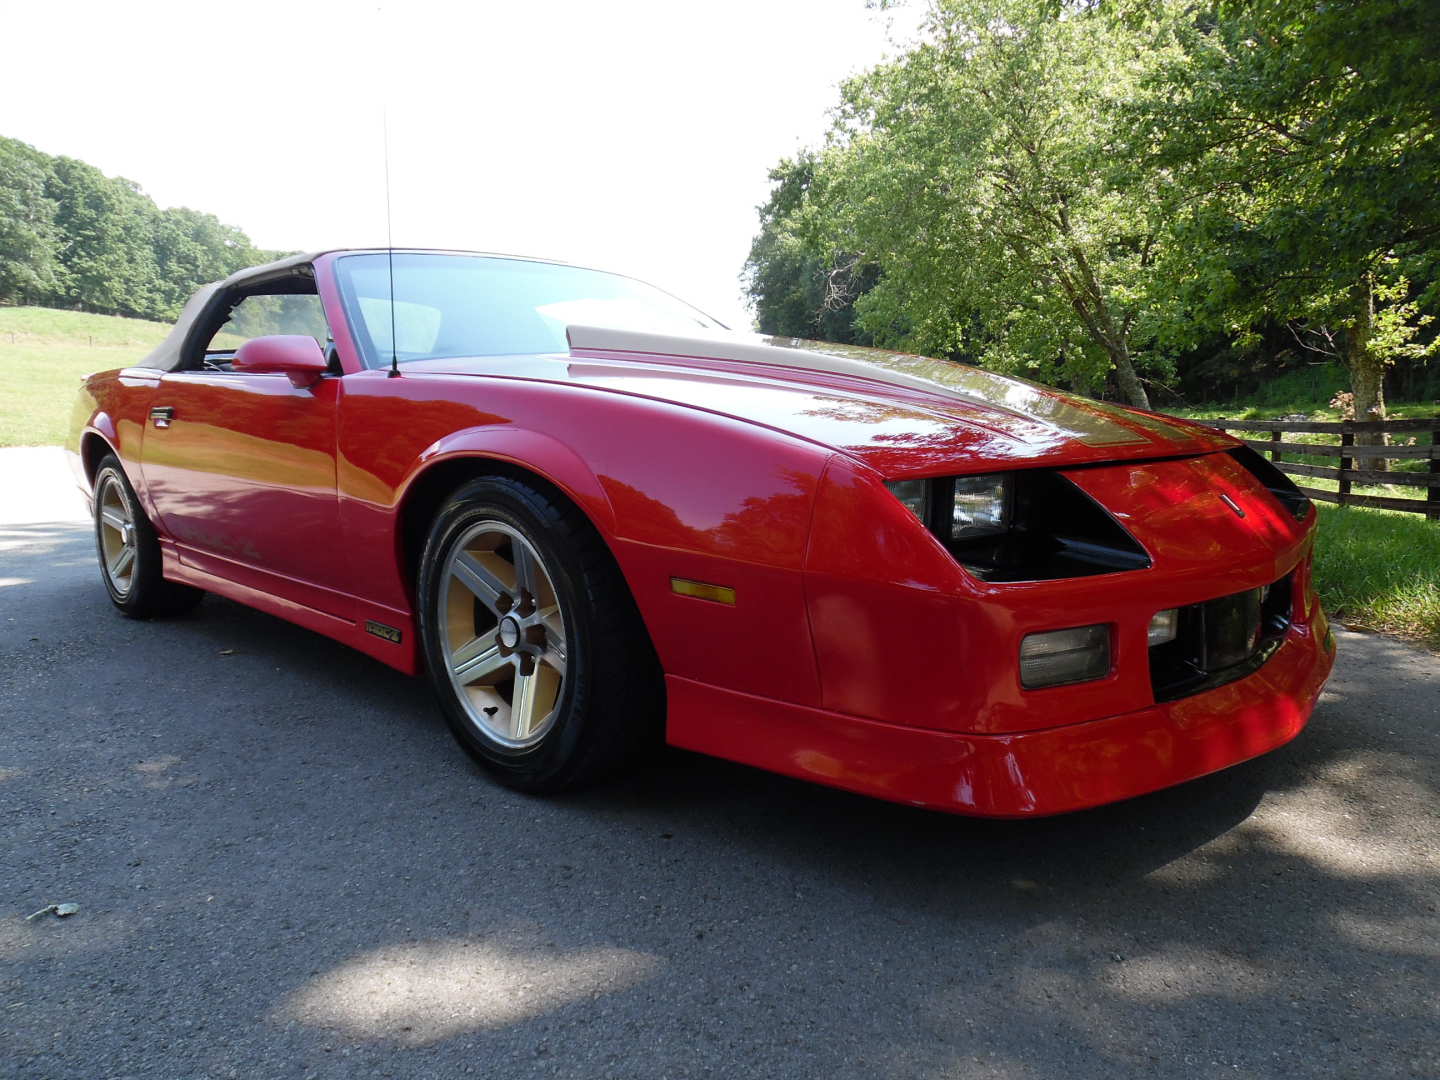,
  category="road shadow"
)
[4,521,1436,1079]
